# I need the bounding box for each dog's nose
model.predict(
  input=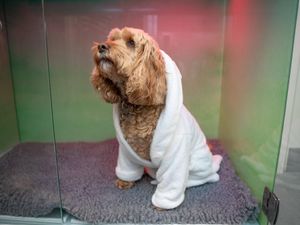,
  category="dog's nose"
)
[98,43,108,53]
